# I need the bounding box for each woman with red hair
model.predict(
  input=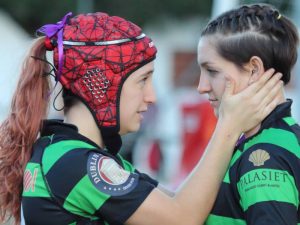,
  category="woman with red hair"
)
[0,12,282,225]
